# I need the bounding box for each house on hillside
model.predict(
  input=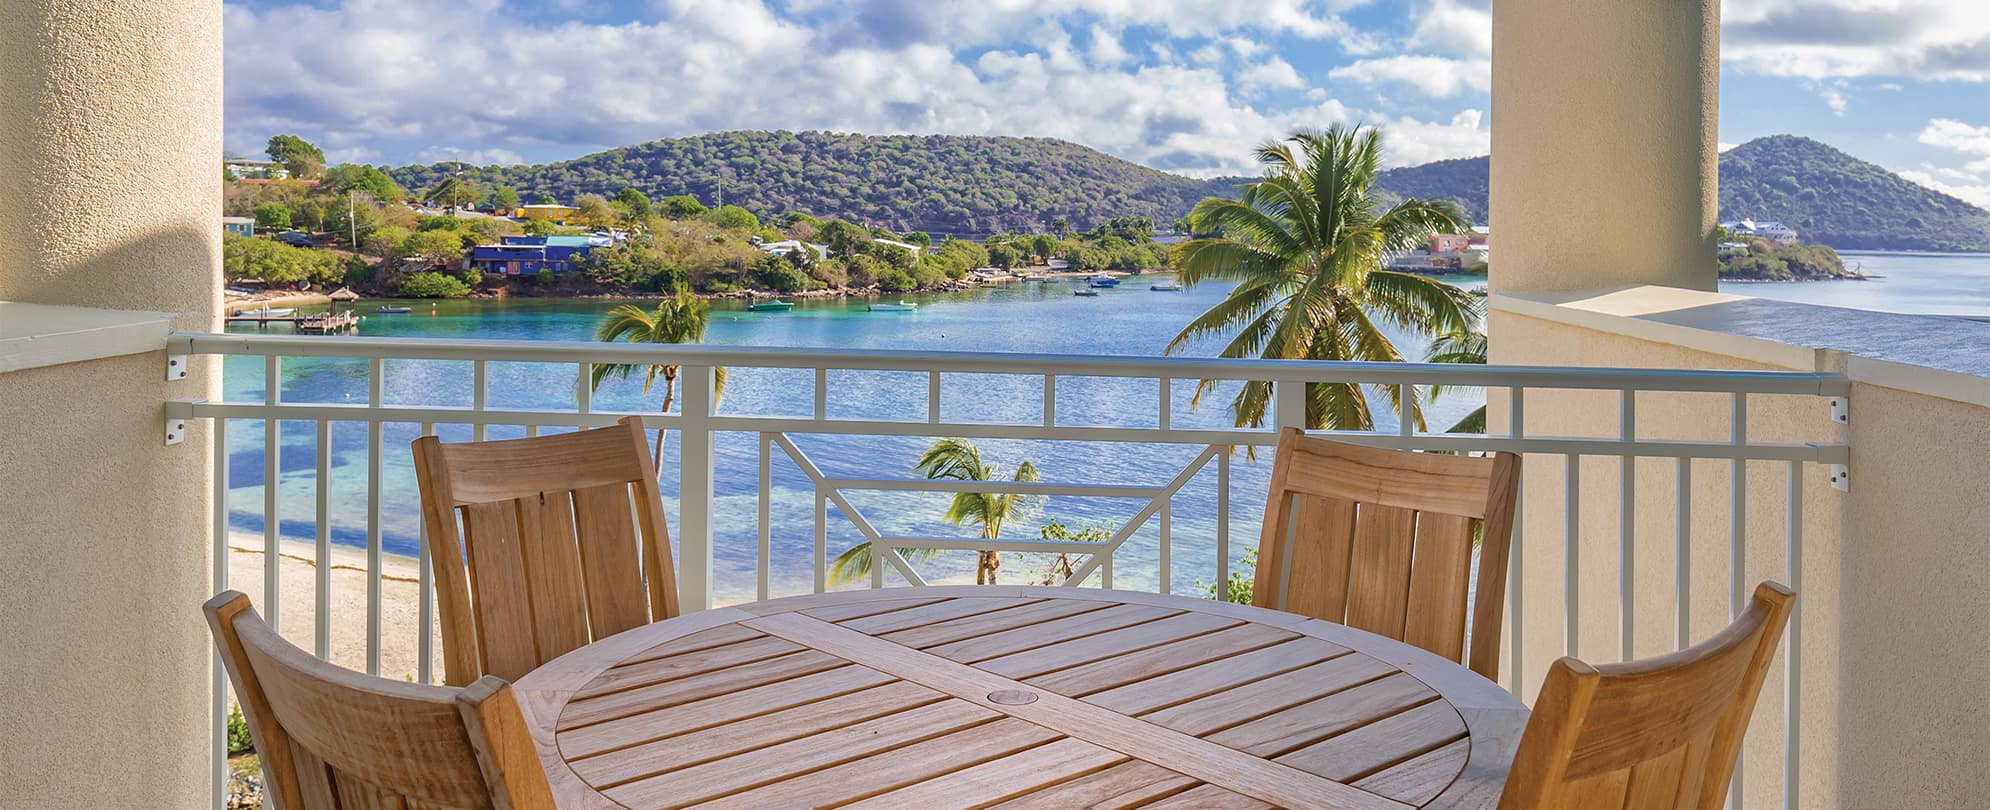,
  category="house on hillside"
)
[223,158,288,180]
[760,239,831,261]
[221,216,254,238]
[469,234,611,275]
[513,203,580,224]
[871,238,922,257]
[1722,218,1799,244]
